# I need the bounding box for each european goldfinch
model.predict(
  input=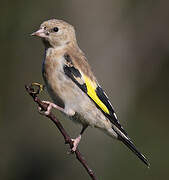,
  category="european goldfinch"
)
[31,19,149,167]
